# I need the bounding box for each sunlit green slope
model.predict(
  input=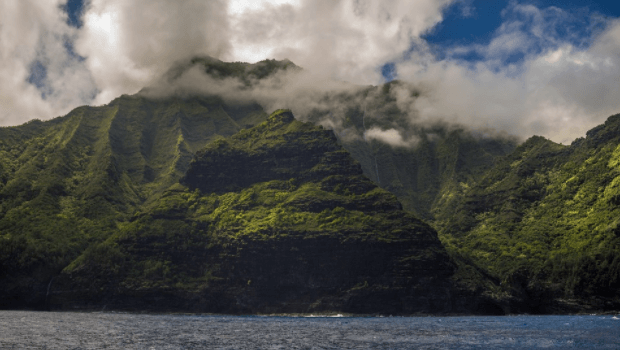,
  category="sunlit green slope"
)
[0,93,267,308]
[438,115,620,312]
